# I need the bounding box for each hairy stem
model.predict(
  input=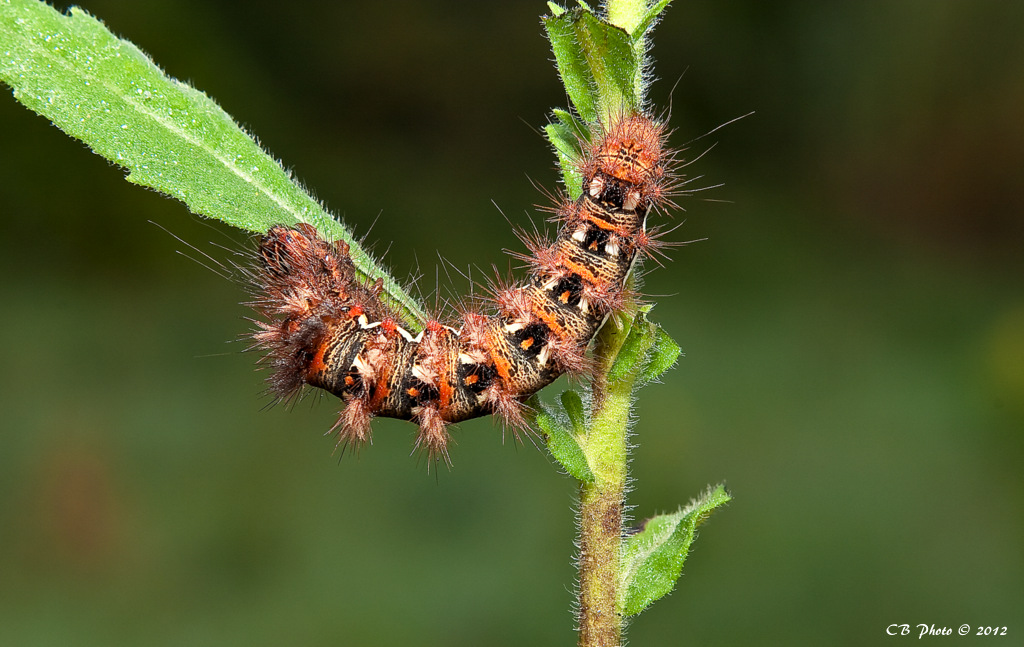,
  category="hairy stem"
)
[578,484,624,646]
[577,309,635,646]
